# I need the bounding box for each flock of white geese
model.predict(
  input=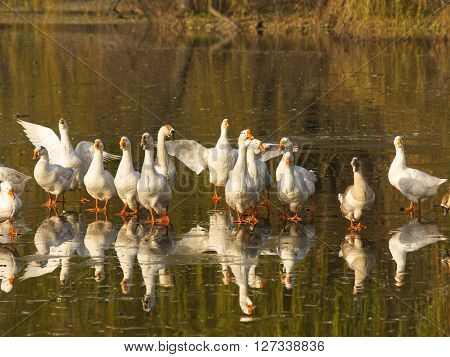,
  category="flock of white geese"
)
[0,118,448,238]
